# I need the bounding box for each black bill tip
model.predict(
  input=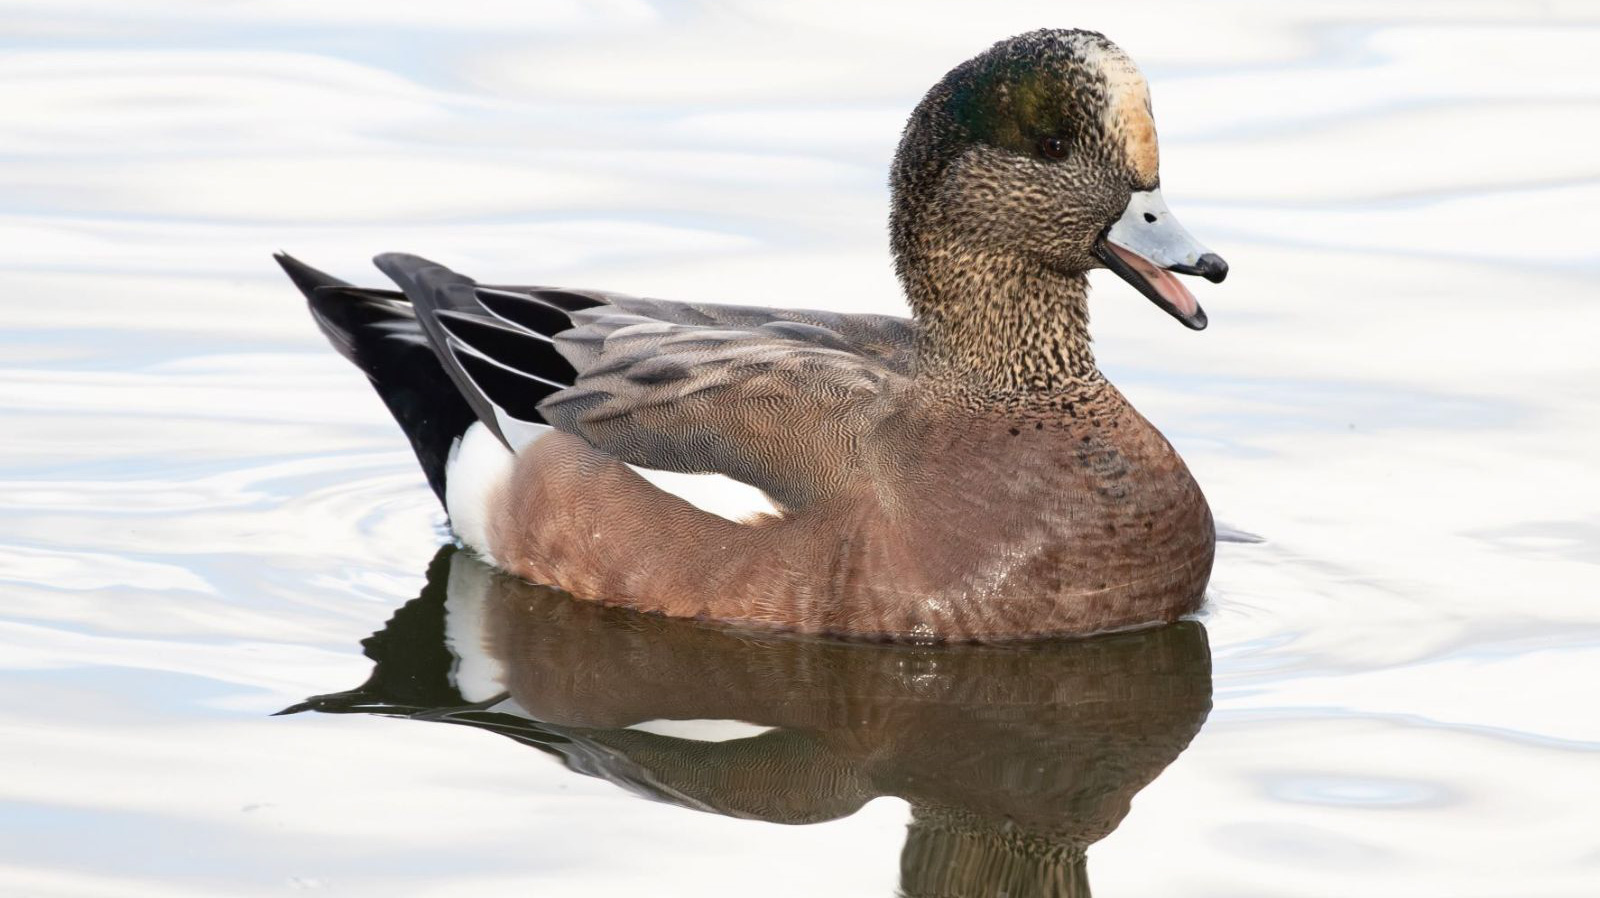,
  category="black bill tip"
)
[1195,253,1228,283]
[1169,252,1229,284]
